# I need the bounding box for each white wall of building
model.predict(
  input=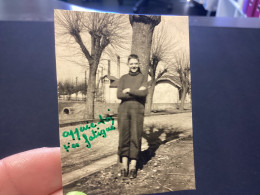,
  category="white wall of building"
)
[153,83,179,103]
[104,81,120,103]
